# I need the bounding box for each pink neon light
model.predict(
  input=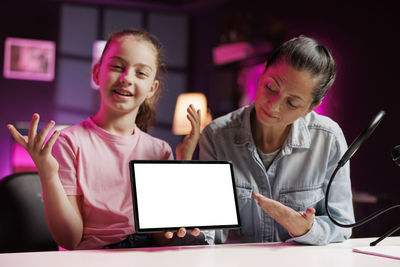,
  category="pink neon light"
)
[313,101,327,116]
[238,63,264,107]
[11,125,69,173]
[3,37,55,81]
[213,42,254,65]
[11,142,36,171]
